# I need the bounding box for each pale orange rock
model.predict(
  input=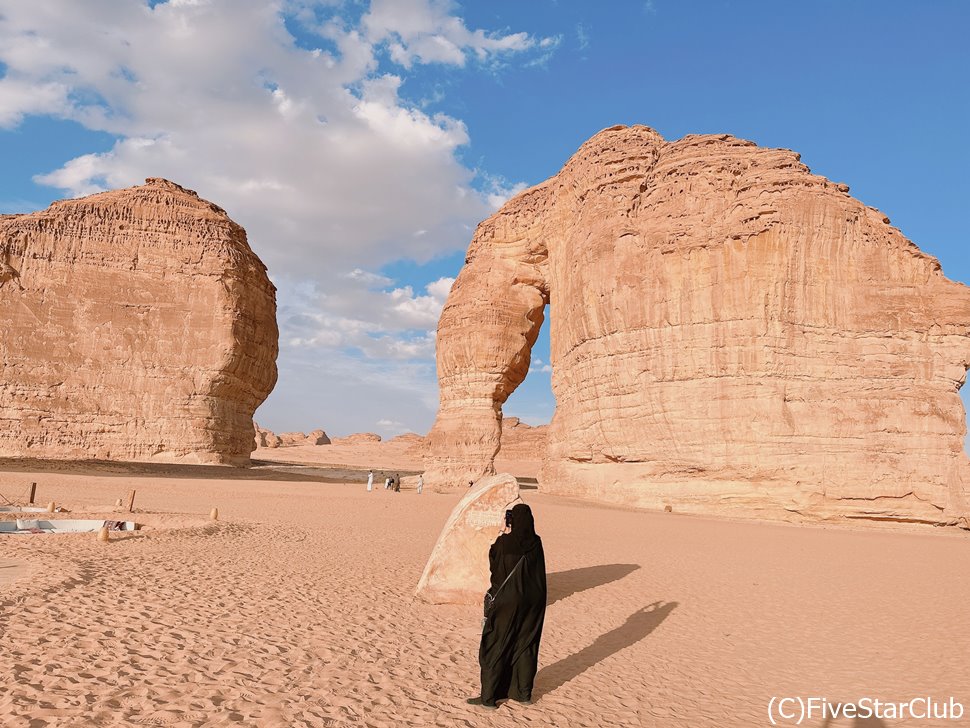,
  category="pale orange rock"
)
[498,417,548,463]
[415,473,521,604]
[0,178,278,465]
[331,433,382,446]
[254,423,282,449]
[254,425,329,448]
[388,432,426,447]
[424,125,970,528]
[306,429,331,446]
